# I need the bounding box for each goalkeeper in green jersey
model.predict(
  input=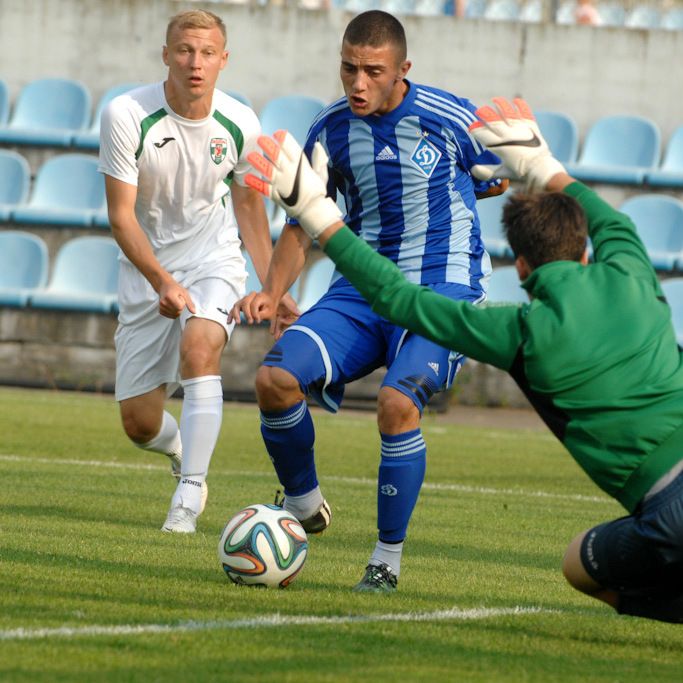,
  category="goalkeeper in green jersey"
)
[234,99,683,623]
